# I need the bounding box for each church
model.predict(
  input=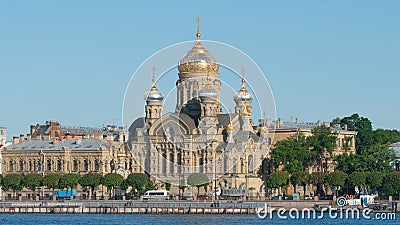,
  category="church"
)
[128,20,270,198]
